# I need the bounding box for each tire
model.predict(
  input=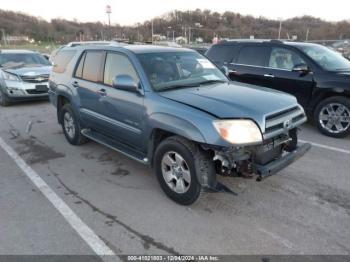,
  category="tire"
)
[154,136,214,205]
[314,96,350,138]
[60,104,87,145]
[0,90,11,107]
